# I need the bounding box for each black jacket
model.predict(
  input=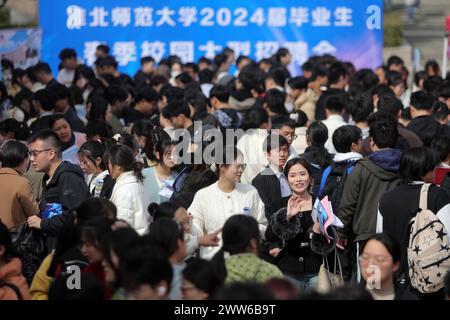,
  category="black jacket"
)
[269,196,323,276]
[252,167,282,213]
[379,183,450,275]
[337,149,402,242]
[40,161,89,236]
[252,168,284,256]
[407,115,450,146]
